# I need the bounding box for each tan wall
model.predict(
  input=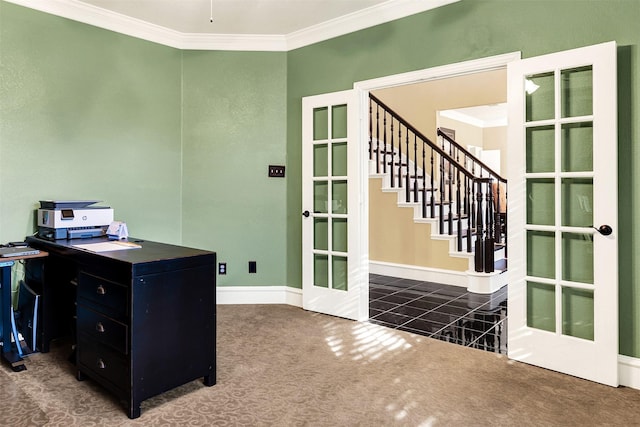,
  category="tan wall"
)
[369,70,506,270]
[438,116,484,149]
[437,116,508,177]
[483,126,508,176]
[372,69,507,143]
[369,177,469,271]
